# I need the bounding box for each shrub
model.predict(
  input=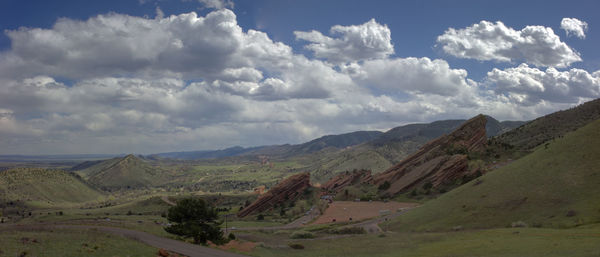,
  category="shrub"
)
[511,221,528,228]
[378,181,391,191]
[257,214,264,220]
[288,243,304,249]
[566,210,577,217]
[290,230,315,239]
[228,233,236,240]
[328,227,366,234]
[127,210,133,216]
